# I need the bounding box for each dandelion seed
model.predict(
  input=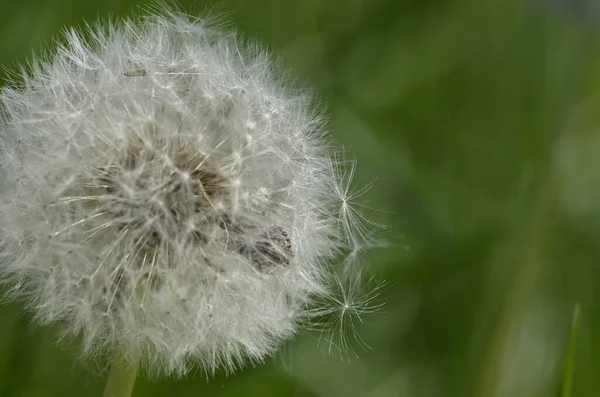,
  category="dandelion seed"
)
[309,272,388,360]
[124,69,149,77]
